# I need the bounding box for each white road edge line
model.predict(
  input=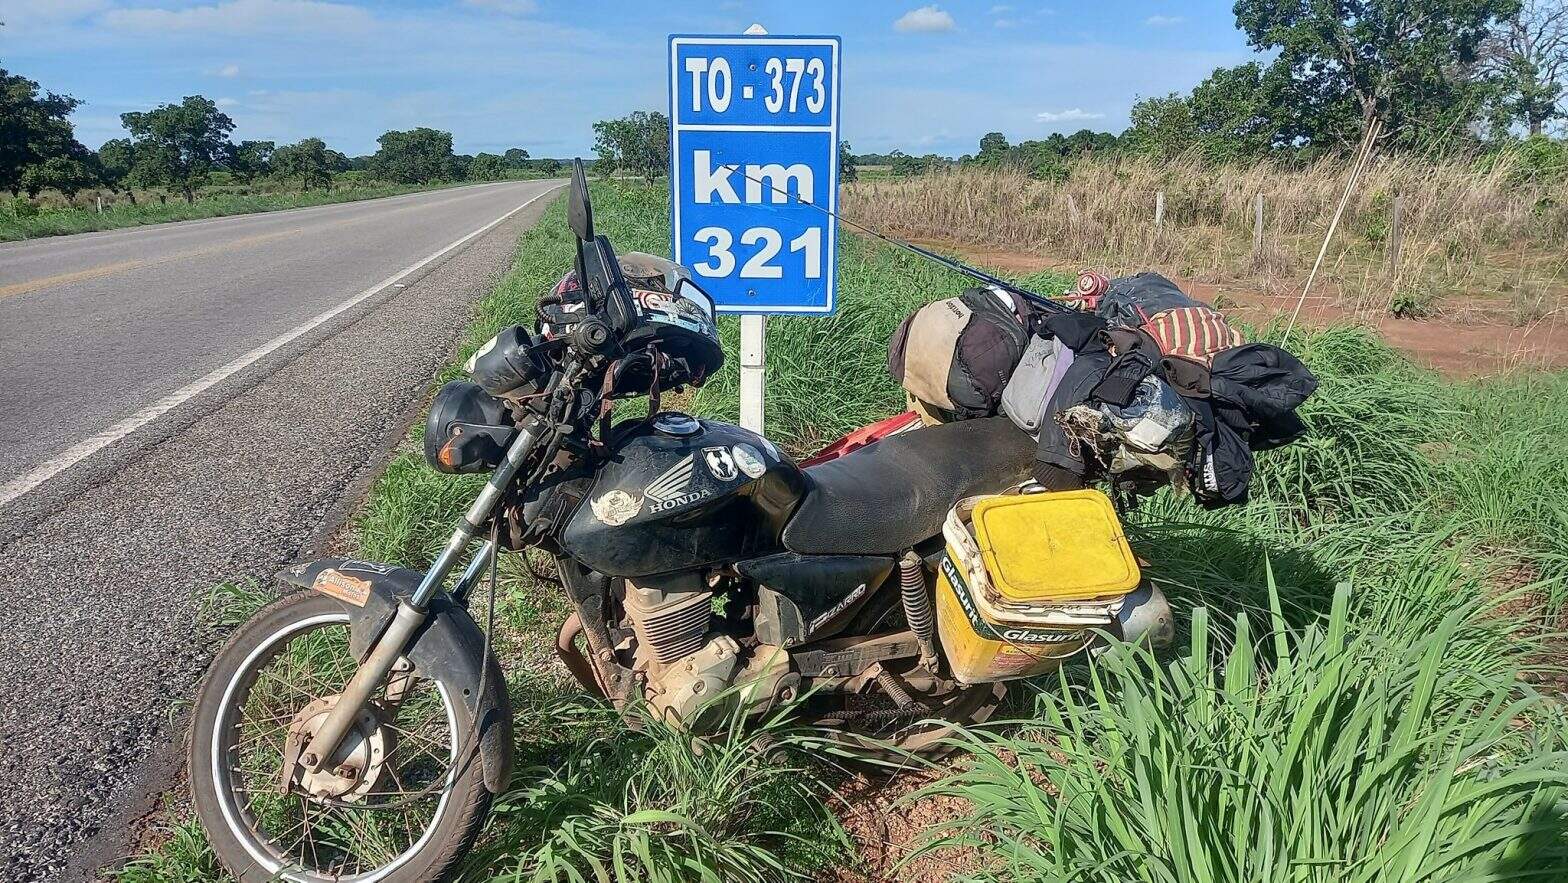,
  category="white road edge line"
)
[0,183,563,509]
